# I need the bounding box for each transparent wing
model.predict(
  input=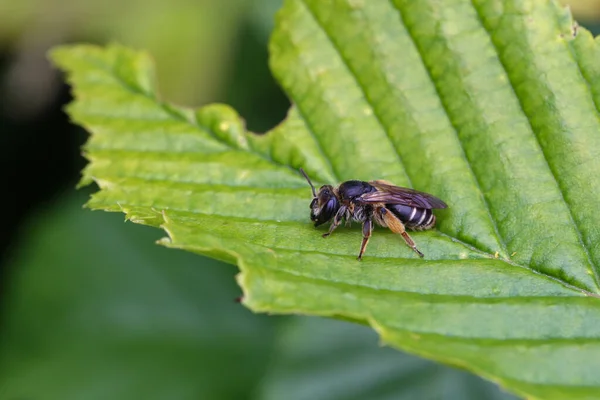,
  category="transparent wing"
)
[359,181,448,209]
